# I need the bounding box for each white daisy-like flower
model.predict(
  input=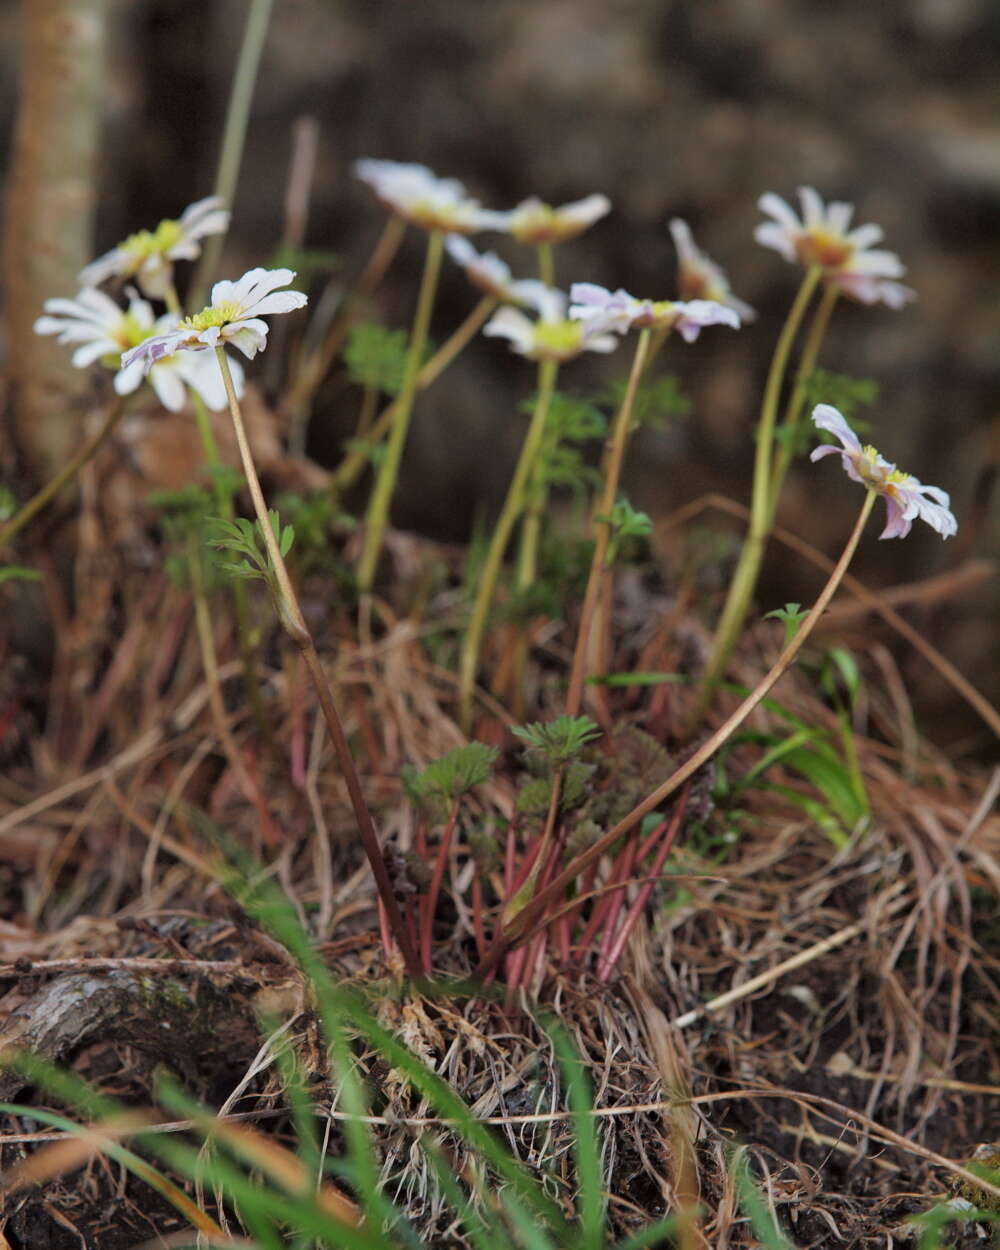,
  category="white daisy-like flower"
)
[353,159,502,235]
[756,187,912,307]
[488,193,611,245]
[568,282,741,343]
[79,196,230,299]
[810,404,956,540]
[444,235,551,308]
[34,287,243,412]
[668,218,756,321]
[120,268,307,373]
[483,285,619,362]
